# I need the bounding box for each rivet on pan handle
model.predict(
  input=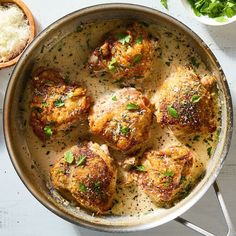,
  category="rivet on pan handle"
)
[175,181,236,236]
